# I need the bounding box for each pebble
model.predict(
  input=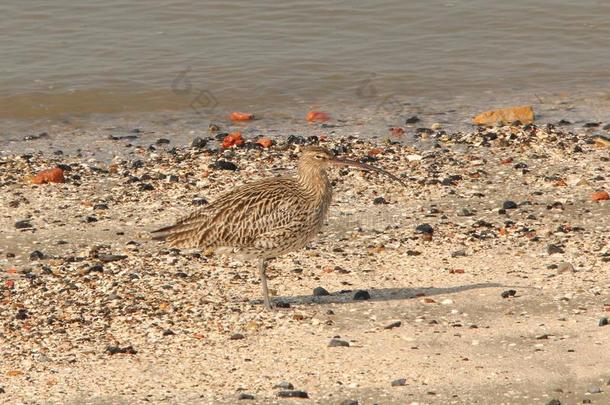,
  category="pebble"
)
[451,250,467,257]
[273,381,294,390]
[501,289,517,298]
[156,138,170,145]
[15,309,28,320]
[502,200,518,209]
[238,393,255,400]
[599,317,609,327]
[547,244,564,255]
[14,220,32,229]
[276,390,309,398]
[391,378,407,386]
[29,250,44,261]
[415,223,433,234]
[353,290,371,301]
[373,196,388,205]
[212,160,238,171]
[162,329,175,336]
[405,116,420,124]
[230,333,245,340]
[105,345,137,355]
[587,386,602,394]
[340,400,359,405]
[384,320,402,329]
[191,137,207,148]
[546,400,561,405]
[313,287,330,296]
[328,339,350,347]
[557,262,575,274]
